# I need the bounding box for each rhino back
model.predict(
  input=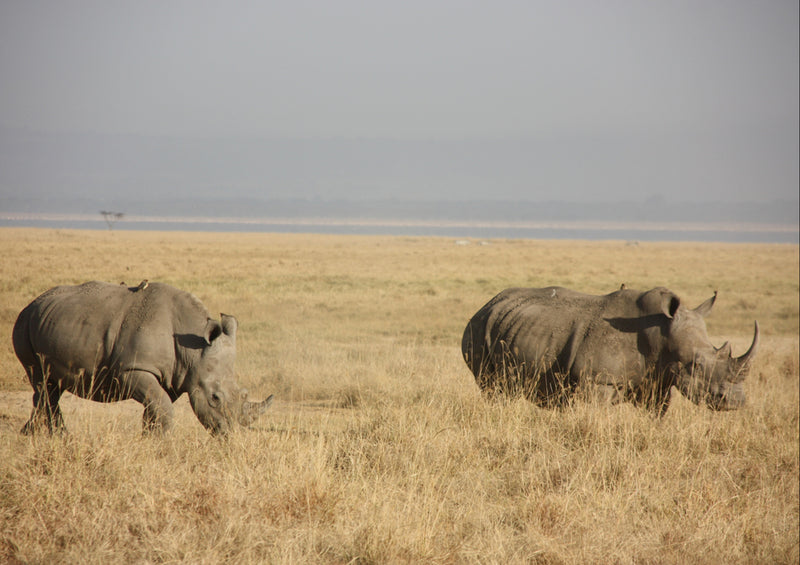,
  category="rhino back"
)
[490,288,597,368]
[468,287,645,380]
[15,281,209,383]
